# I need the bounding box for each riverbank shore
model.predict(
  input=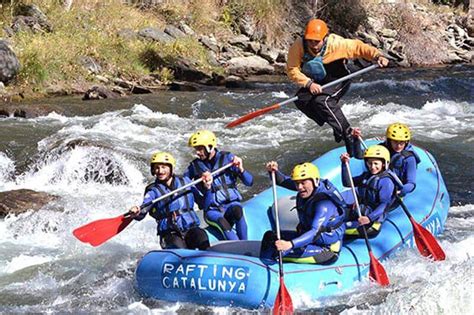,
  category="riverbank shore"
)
[0,0,473,103]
